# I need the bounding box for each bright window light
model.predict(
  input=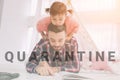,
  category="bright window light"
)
[30,0,38,16]
[26,27,34,52]
[72,0,116,11]
[84,24,118,50]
